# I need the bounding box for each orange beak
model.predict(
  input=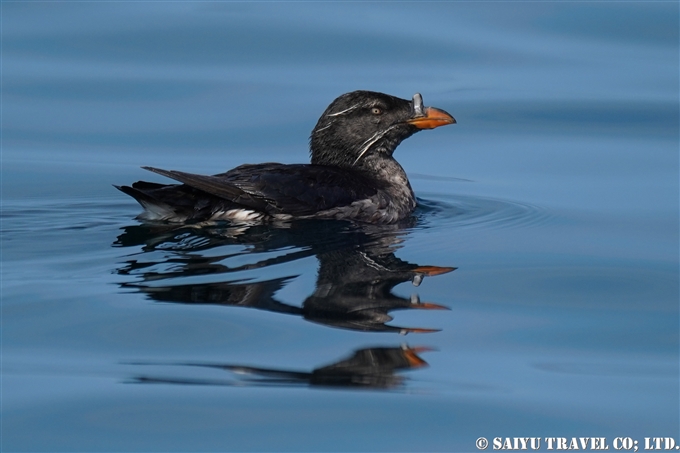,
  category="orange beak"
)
[413,265,457,276]
[407,106,456,129]
[412,302,450,310]
[402,347,430,368]
[400,327,441,334]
